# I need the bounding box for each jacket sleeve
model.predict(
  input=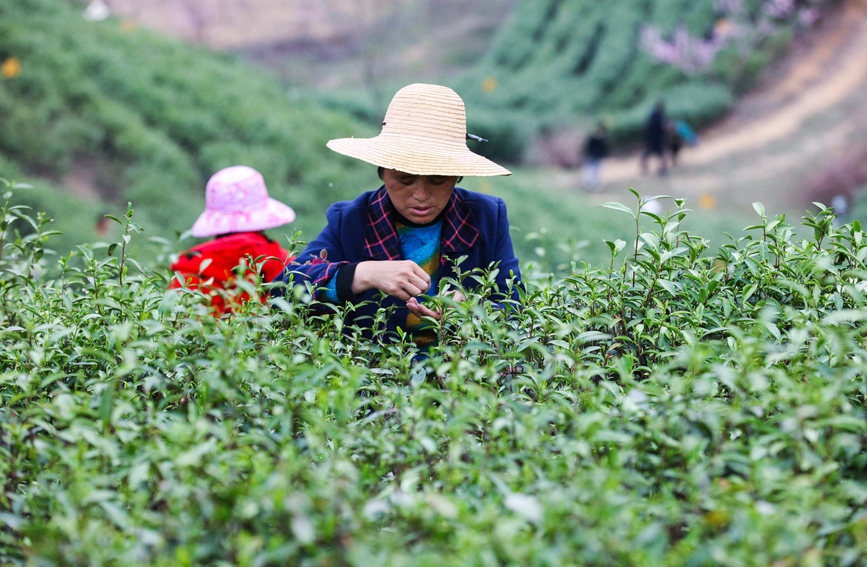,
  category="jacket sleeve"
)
[273,203,351,298]
[493,198,523,302]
